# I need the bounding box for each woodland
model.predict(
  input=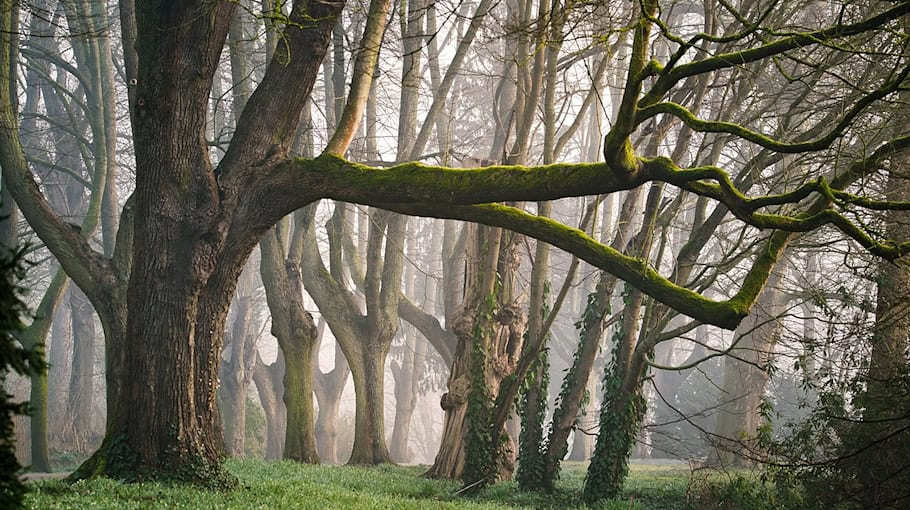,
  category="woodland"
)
[0,0,908,508]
